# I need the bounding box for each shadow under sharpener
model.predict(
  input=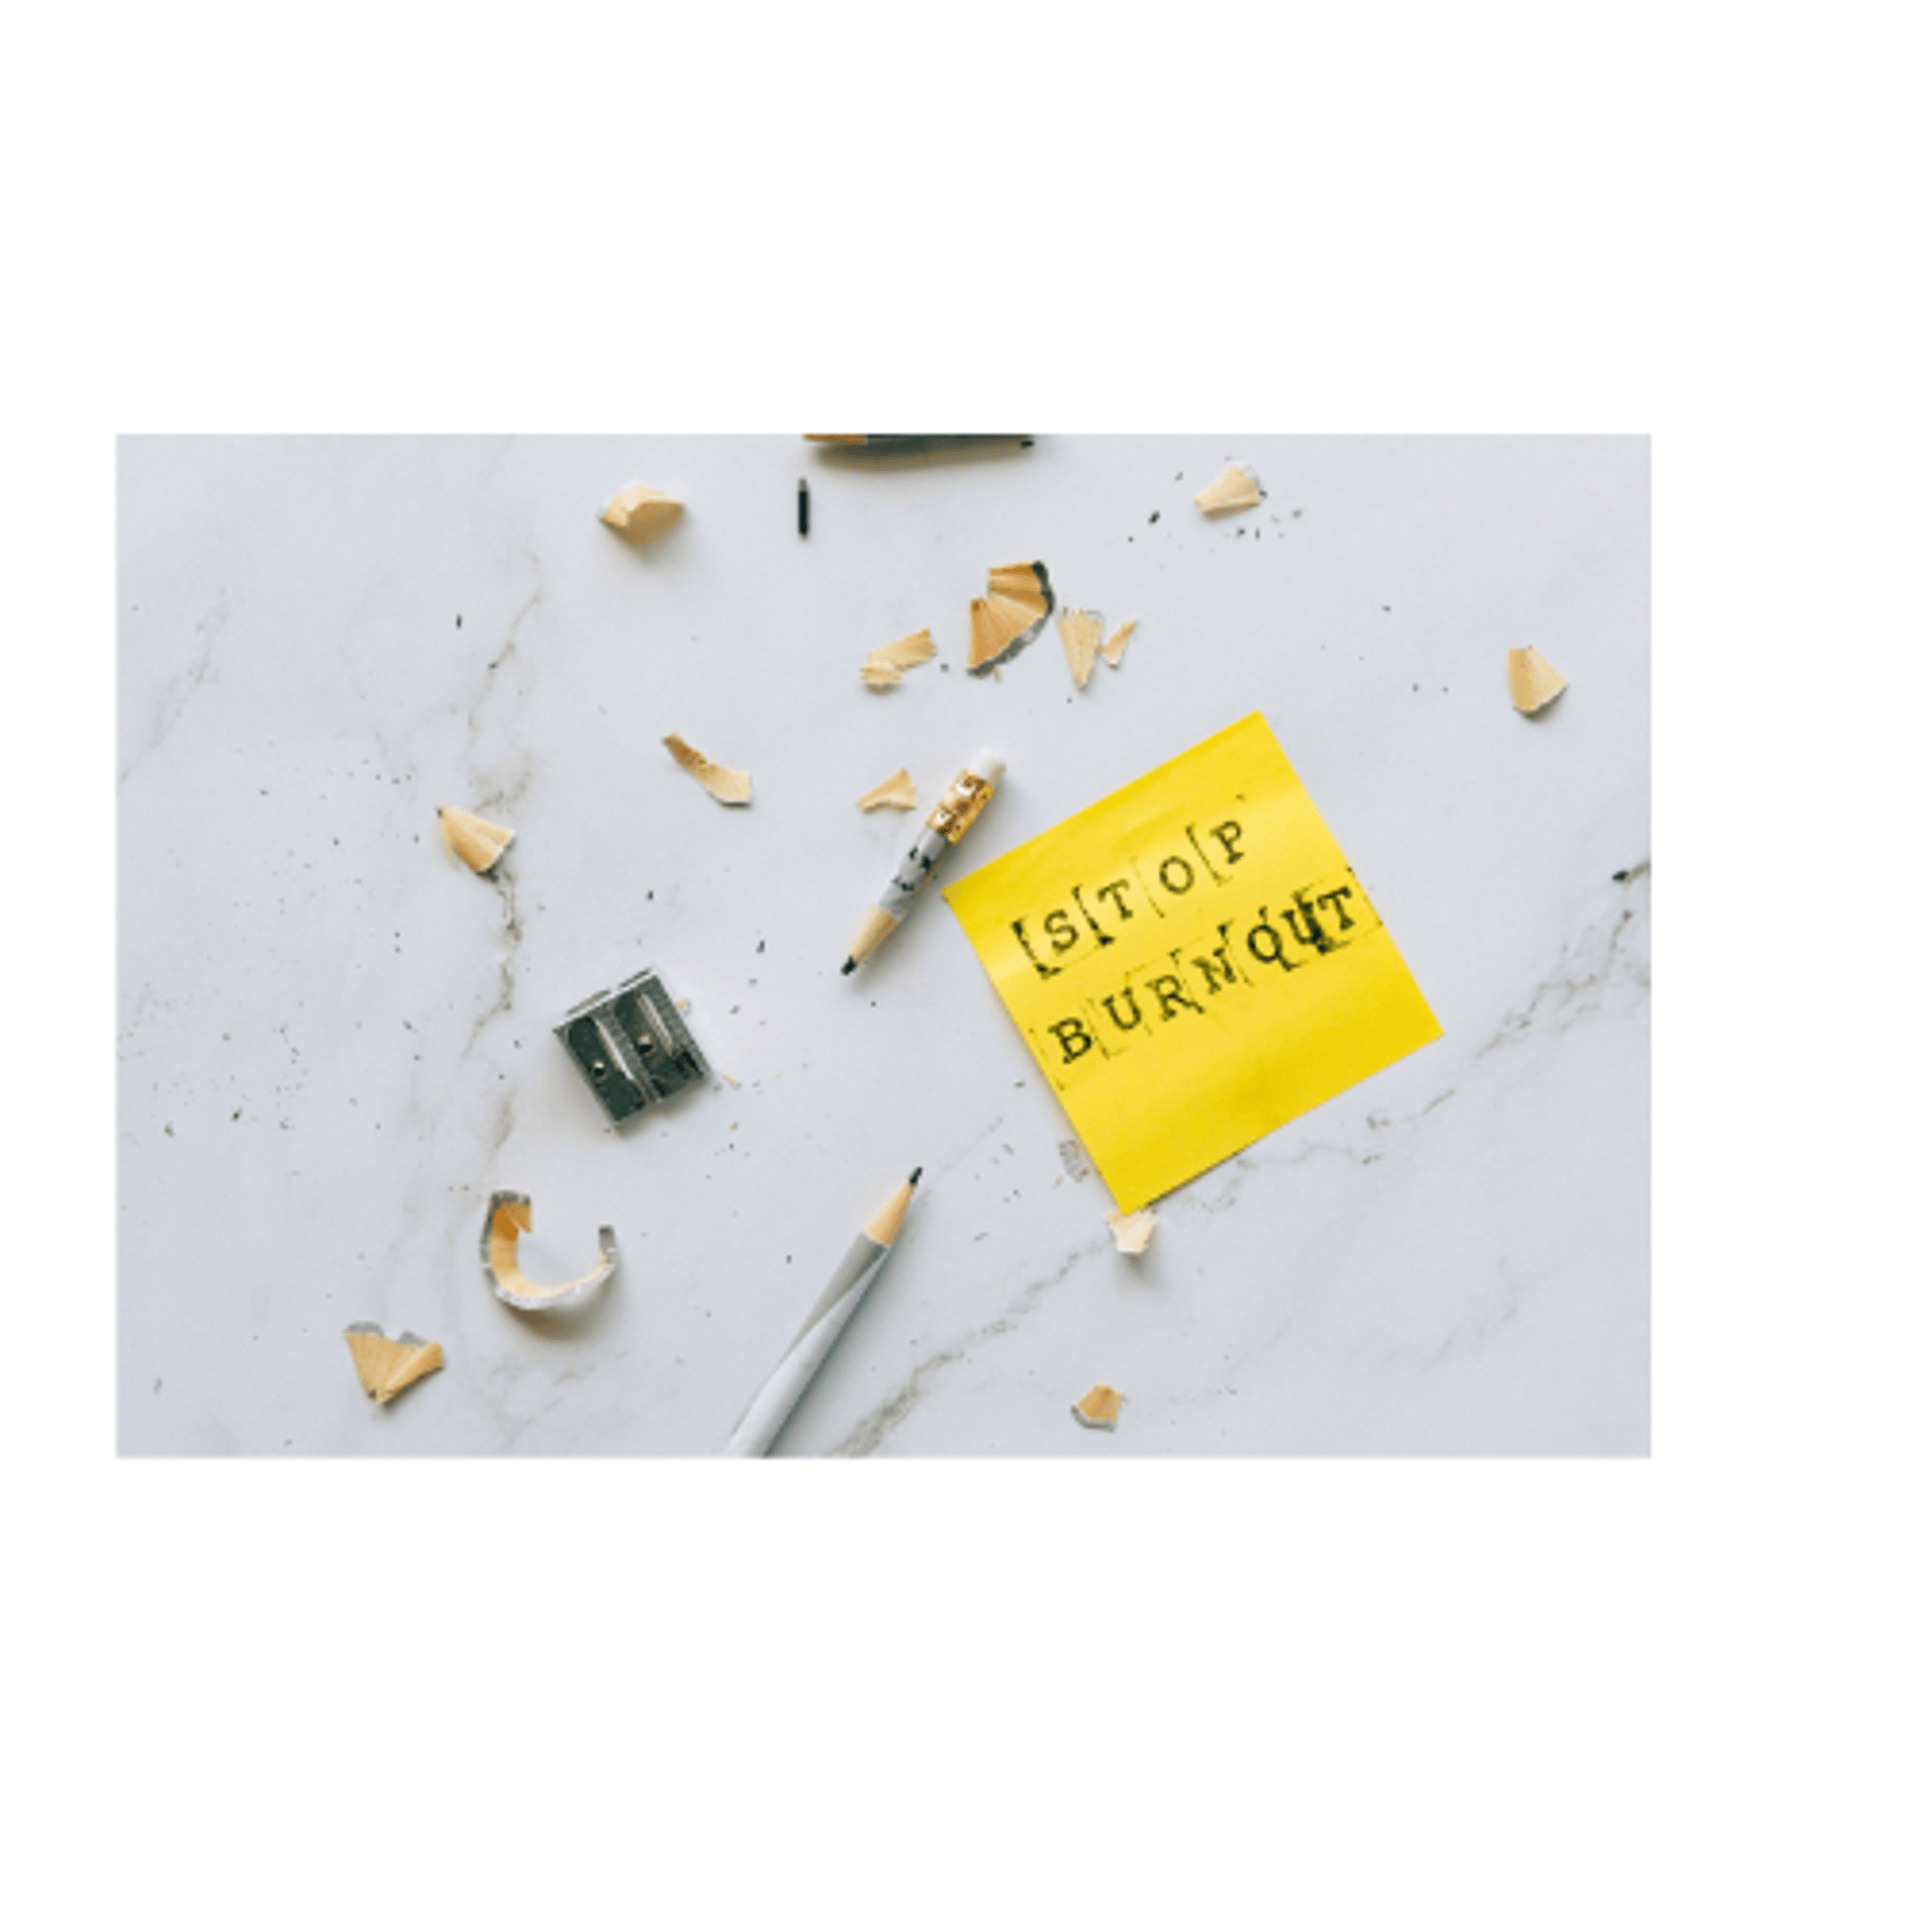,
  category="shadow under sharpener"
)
[555,969,710,1124]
